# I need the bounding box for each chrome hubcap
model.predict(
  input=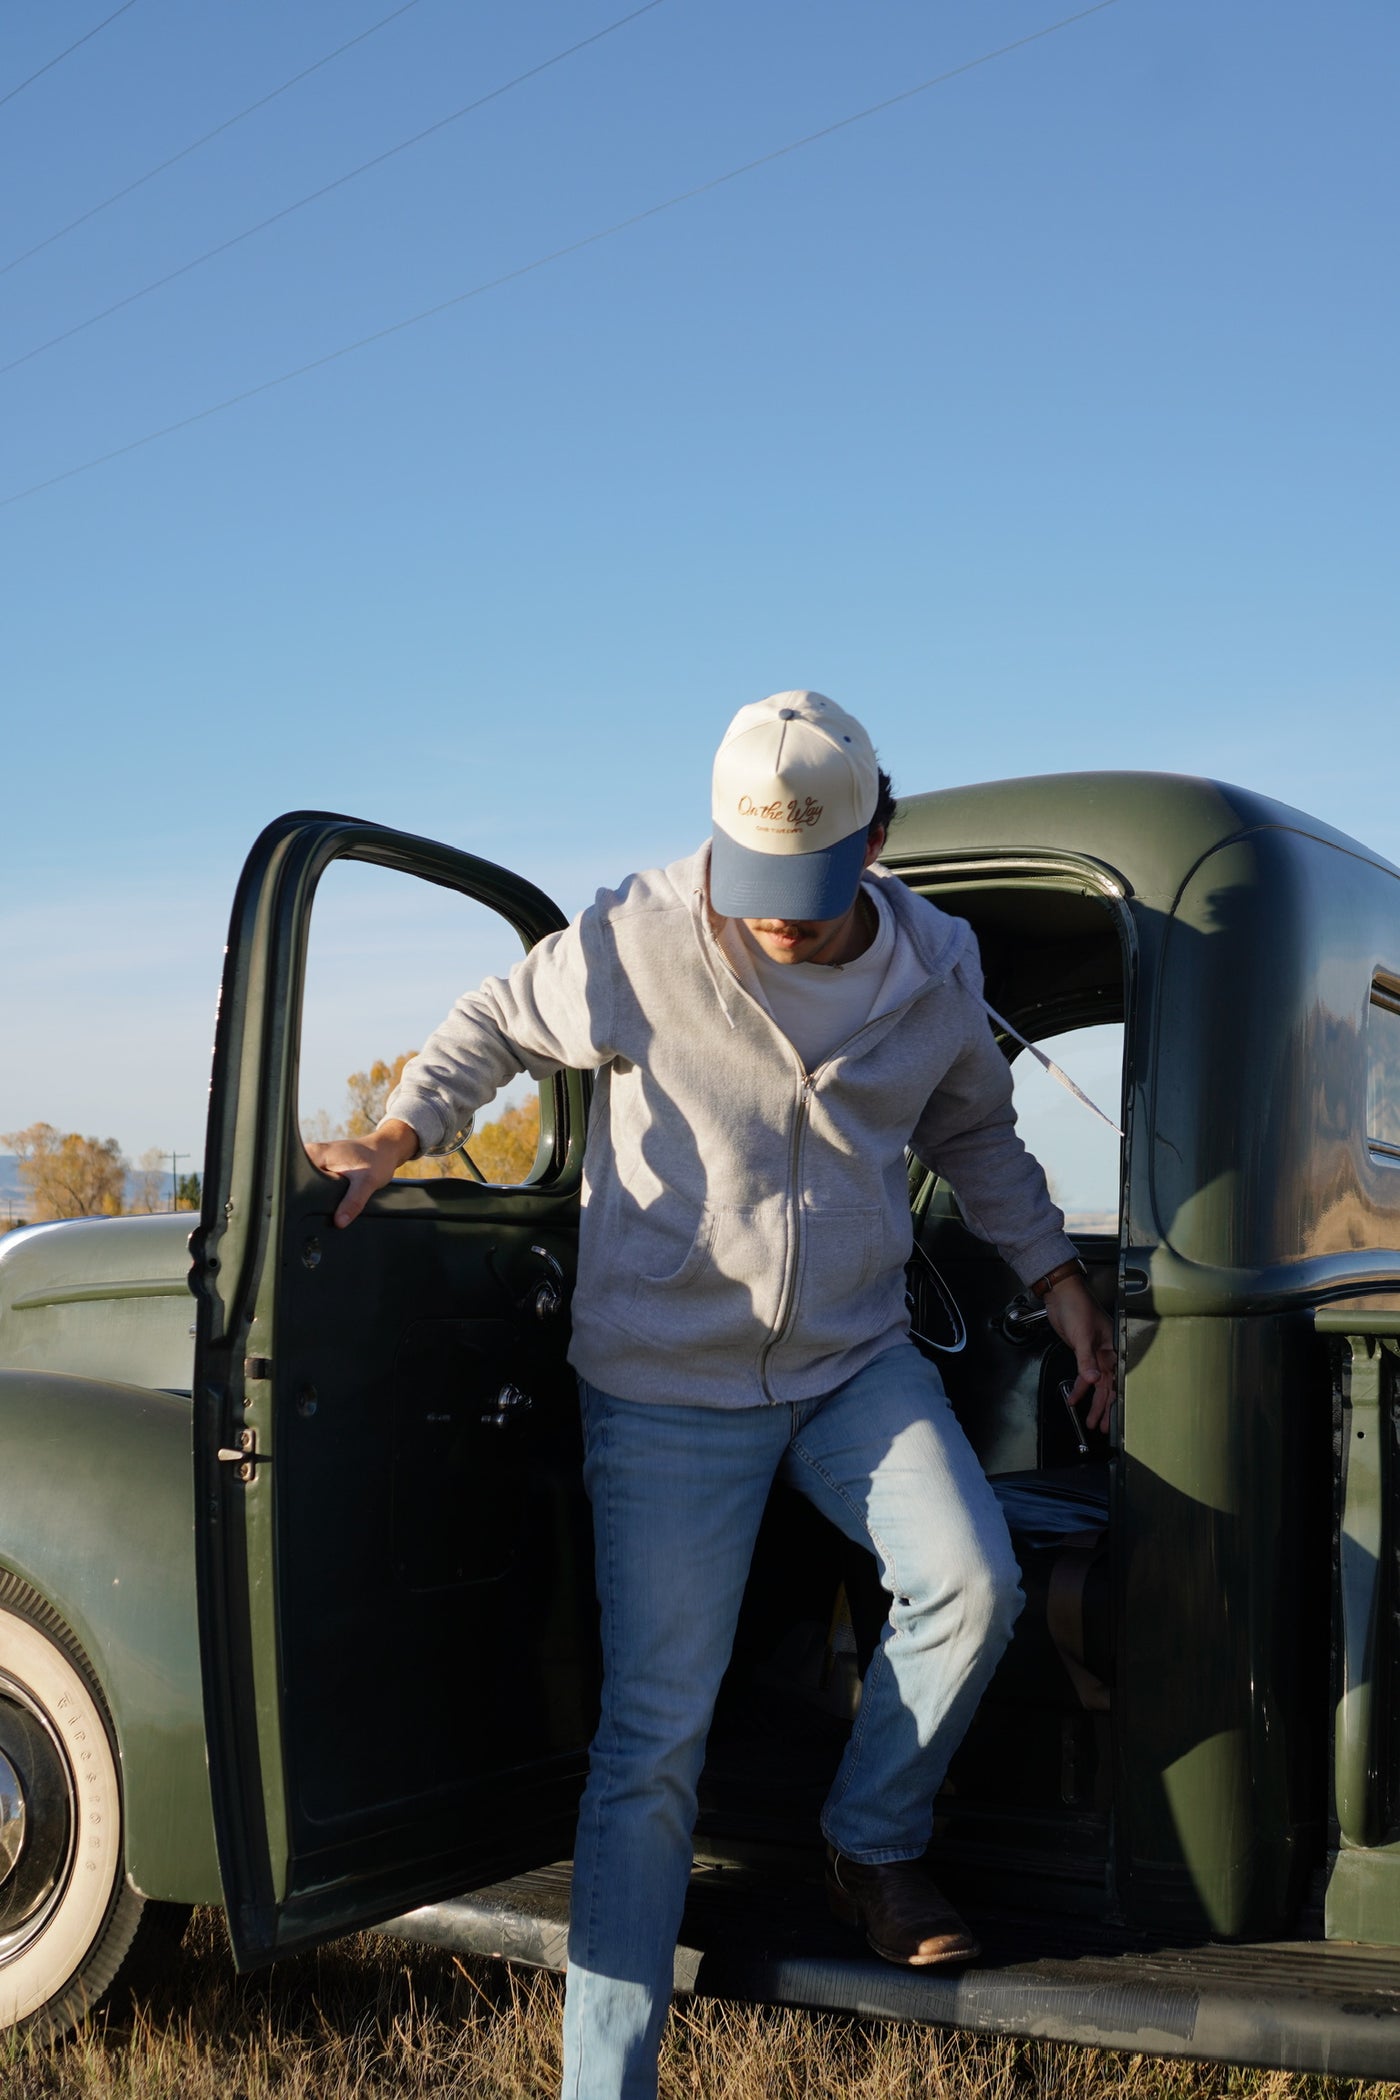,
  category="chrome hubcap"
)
[0,1681,74,1960]
[0,1747,24,1881]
